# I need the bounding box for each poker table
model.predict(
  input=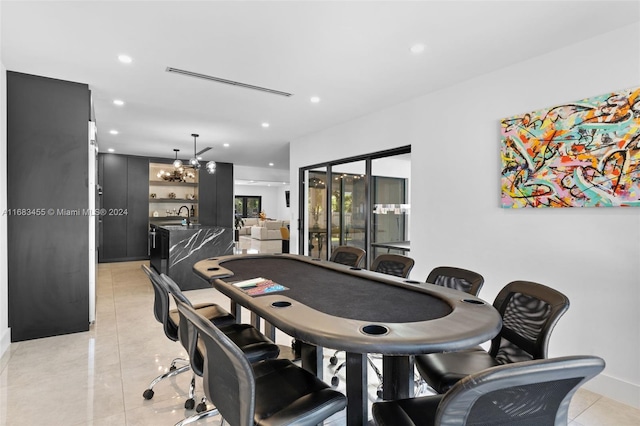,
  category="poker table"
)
[193,253,501,425]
